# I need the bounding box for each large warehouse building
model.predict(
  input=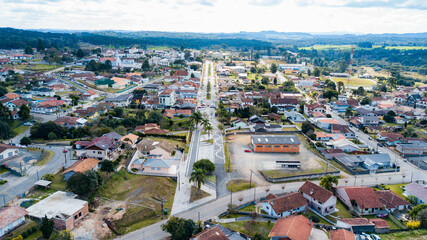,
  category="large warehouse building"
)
[251,135,301,153]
